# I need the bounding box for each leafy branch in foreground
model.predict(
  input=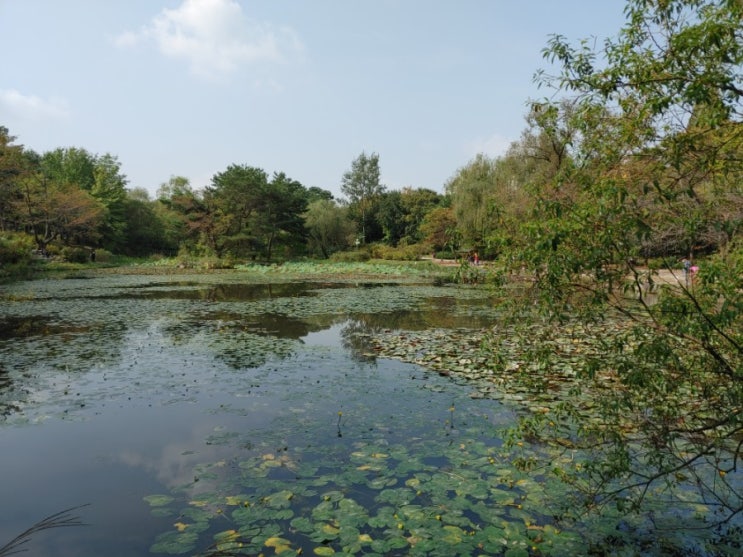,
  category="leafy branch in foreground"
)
[0,504,89,556]
[498,0,743,541]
